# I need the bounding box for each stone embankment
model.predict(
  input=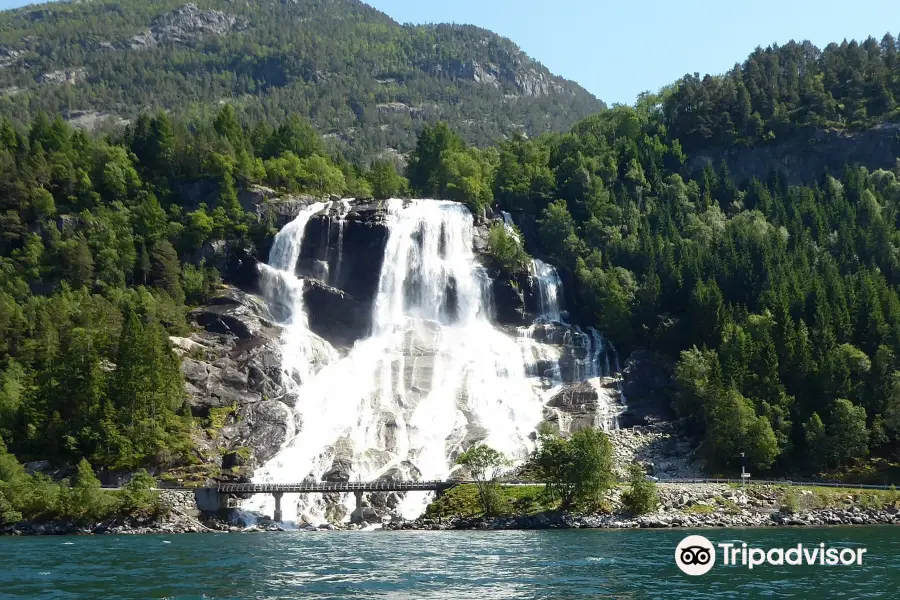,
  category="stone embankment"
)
[383,483,900,531]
